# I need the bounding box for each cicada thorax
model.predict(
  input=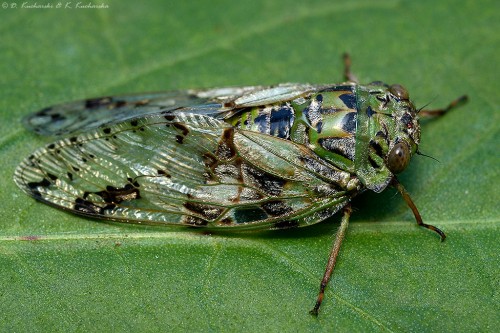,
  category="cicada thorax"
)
[296,86,358,173]
[227,82,422,194]
[226,85,362,194]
